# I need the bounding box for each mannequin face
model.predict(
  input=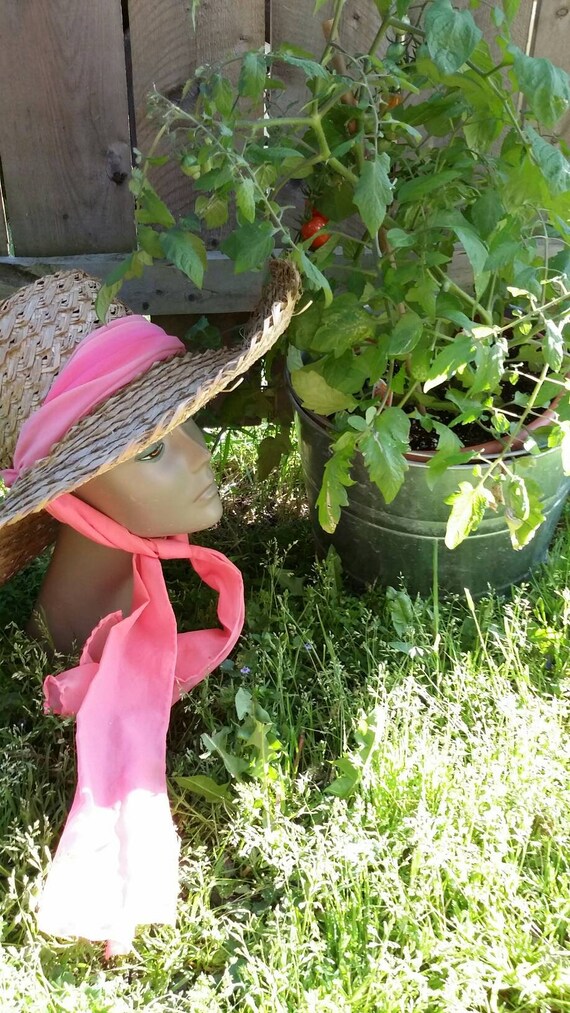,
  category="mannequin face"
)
[76,418,223,537]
